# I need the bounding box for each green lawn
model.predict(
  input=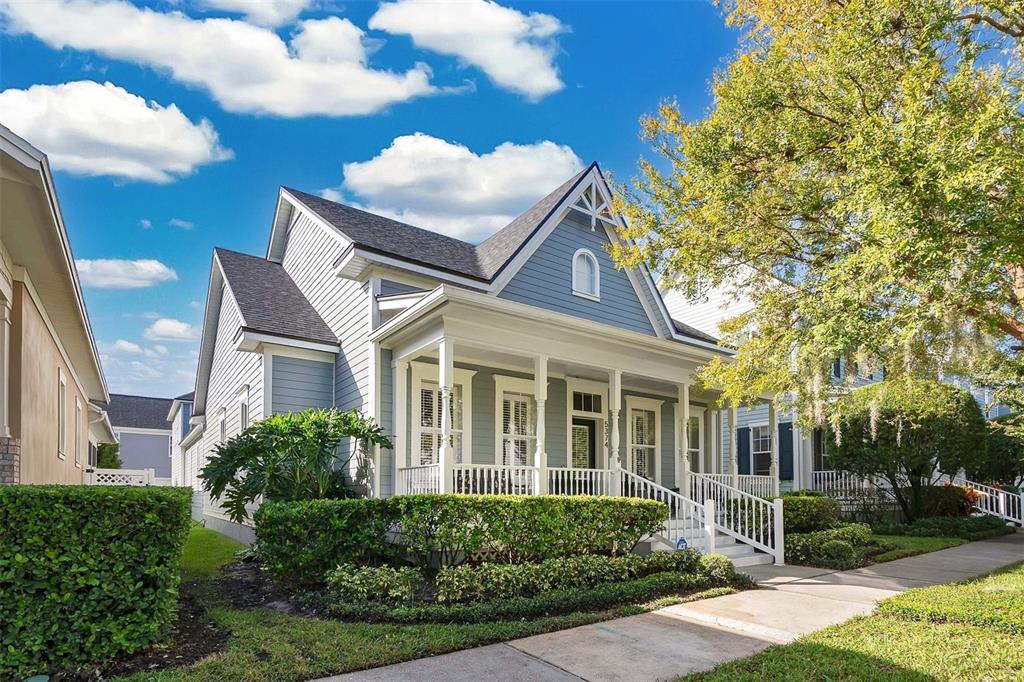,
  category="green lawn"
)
[118,525,734,681]
[180,524,245,578]
[869,534,966,563]
[688,562,1024,681]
